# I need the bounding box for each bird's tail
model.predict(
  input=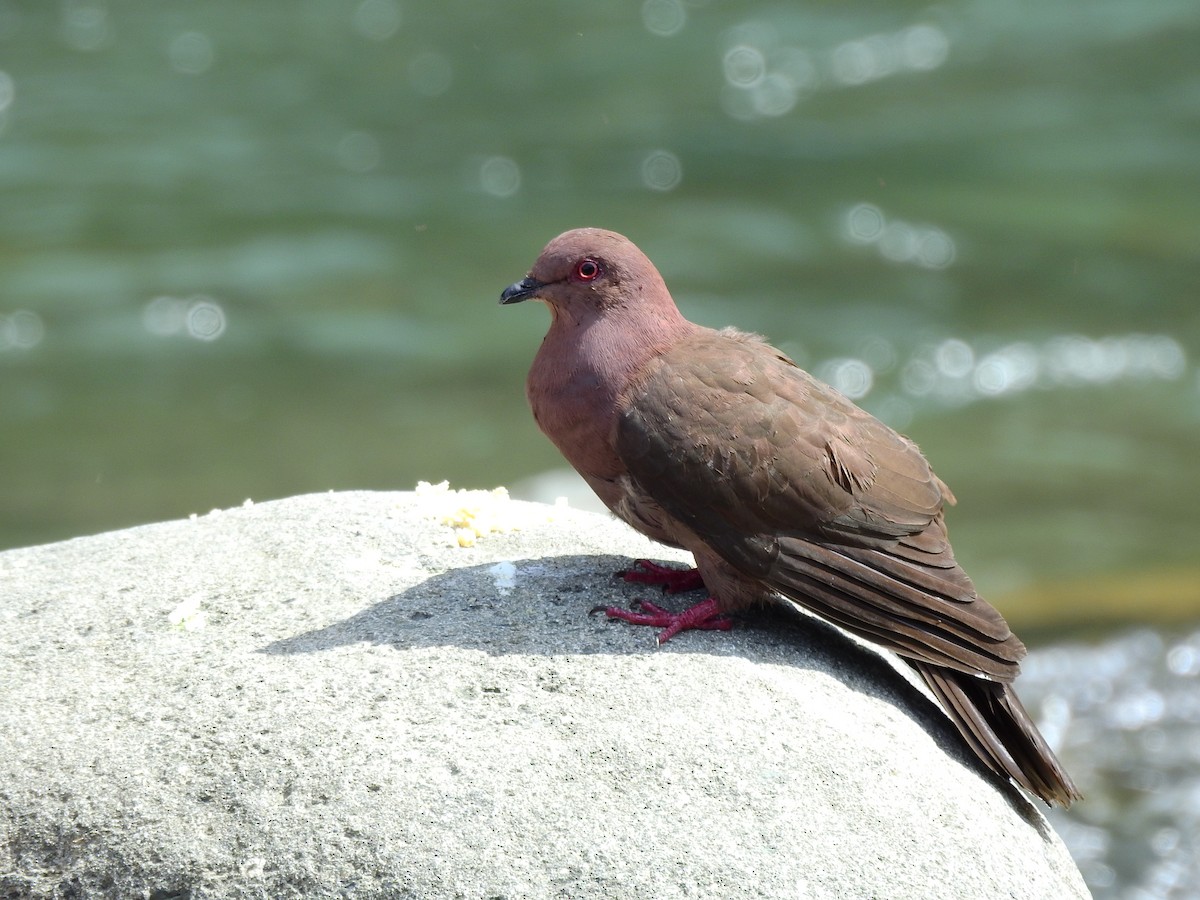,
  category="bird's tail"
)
[910,660,1081,806]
